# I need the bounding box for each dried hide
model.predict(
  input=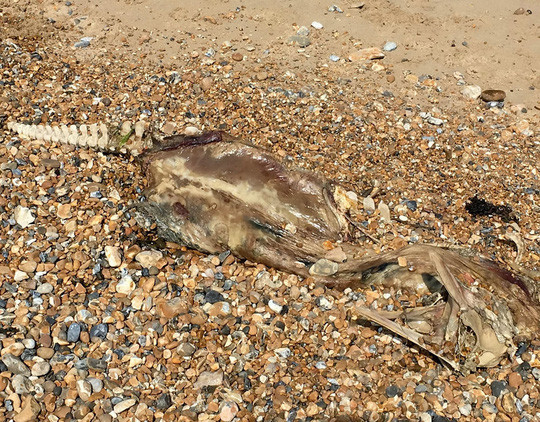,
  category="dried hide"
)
[136,131,540,372]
